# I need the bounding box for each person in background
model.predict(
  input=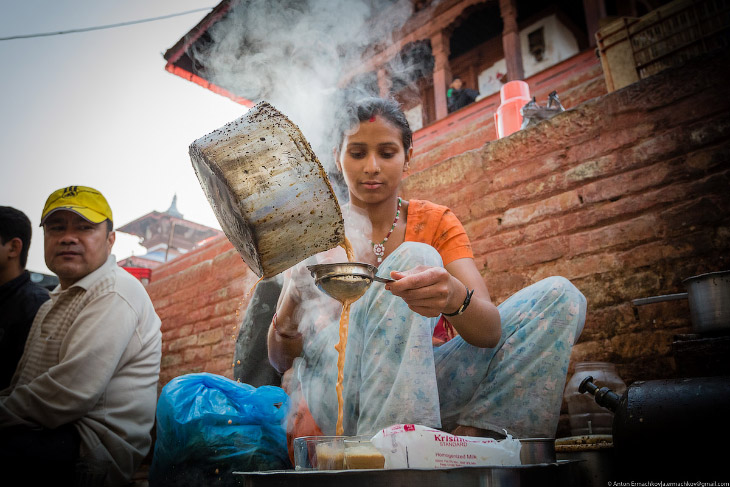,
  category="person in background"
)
[0,206,50,390]
[0,186,162,487]
[447,77,479,113]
